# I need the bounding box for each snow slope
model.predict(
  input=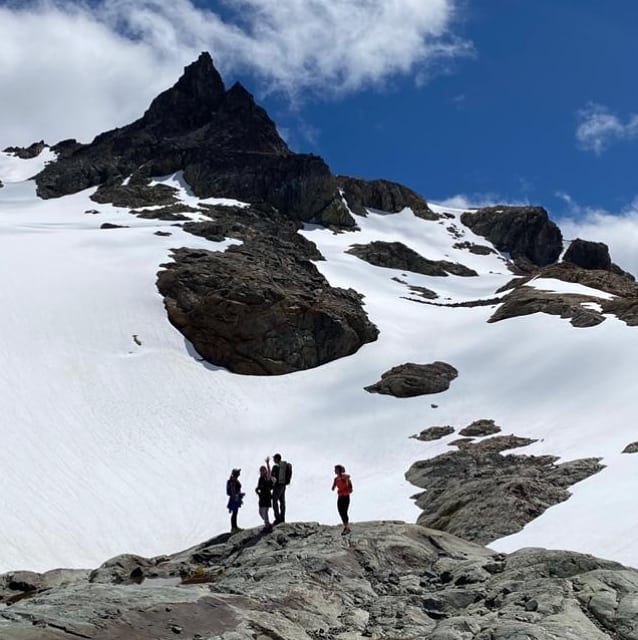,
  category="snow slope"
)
[1,150,637,572]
